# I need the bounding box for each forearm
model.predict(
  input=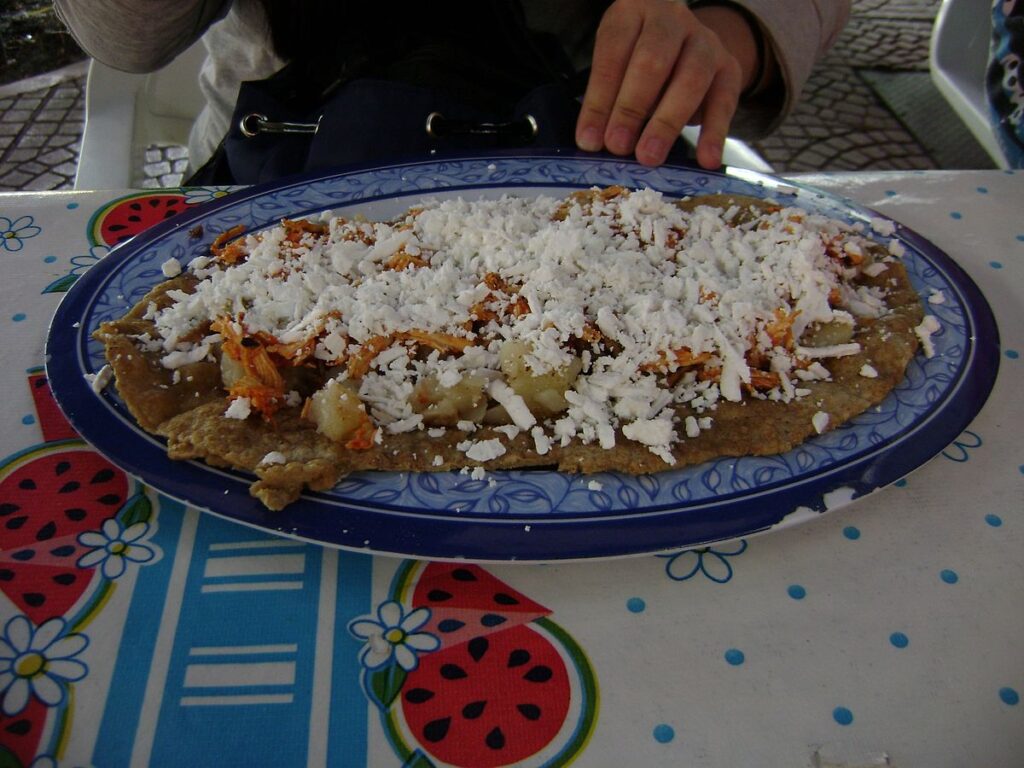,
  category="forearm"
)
[53,0,230,73]
[707,0,851,134]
